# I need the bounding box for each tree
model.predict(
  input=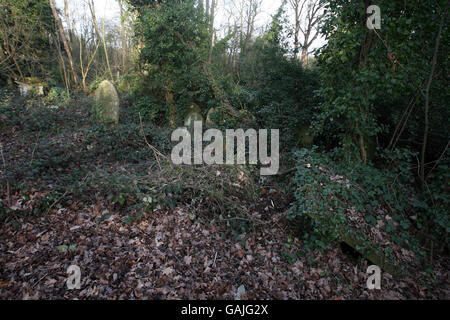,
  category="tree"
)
[289,0,324,63]
[238,3,319,149]
[49,0,78,85]
[420,1,449,182]
[0,0,55,82]
[215,0,263,74]
[130,0,212,125]
[87,0,113,80]
[64,0,73,50]
[118,0,128,73]
[316,0,449,171]
[242,0,262,55]
[289,0,302,60]
[208,0,217,62]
